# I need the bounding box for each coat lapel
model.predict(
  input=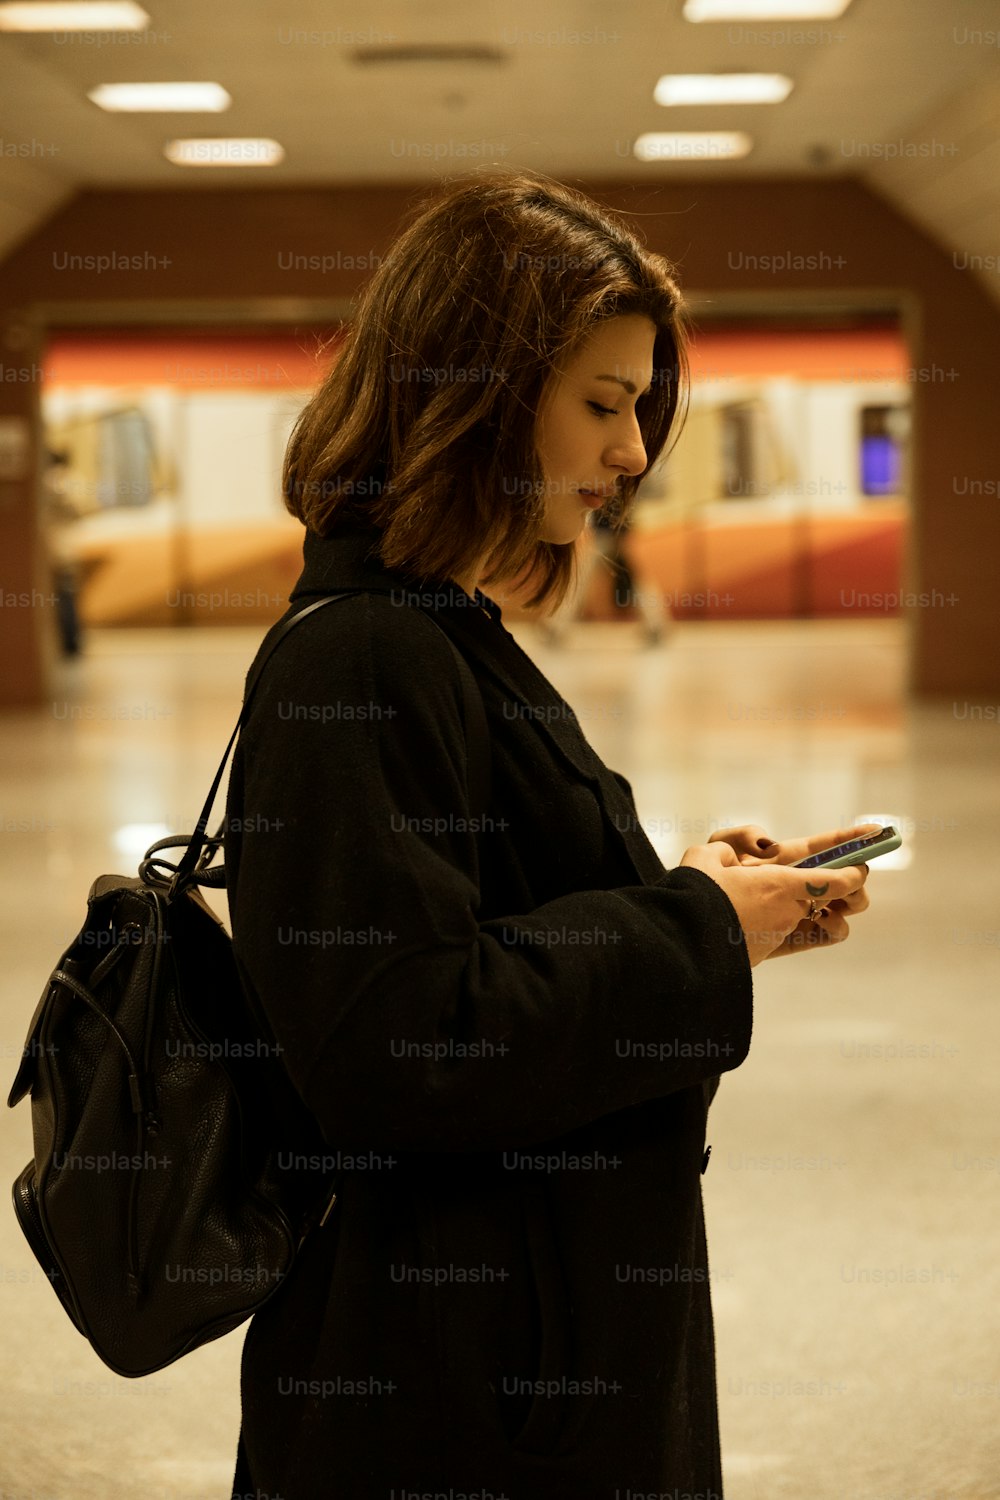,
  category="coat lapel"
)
[288,520,668,885]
